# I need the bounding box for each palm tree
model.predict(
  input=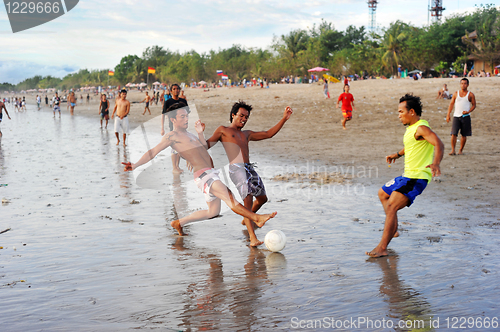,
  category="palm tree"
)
[381,21,408,75]
[280,29,309,59]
